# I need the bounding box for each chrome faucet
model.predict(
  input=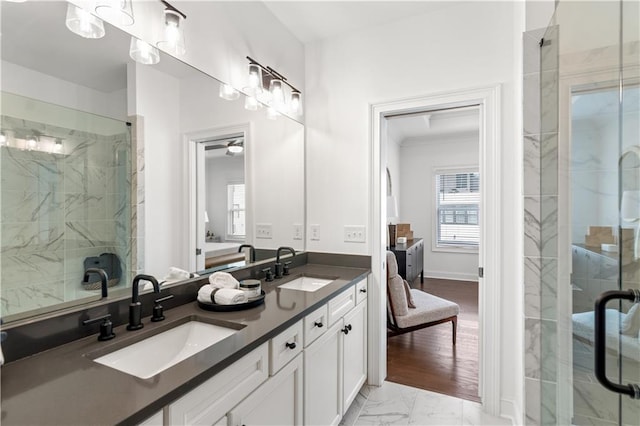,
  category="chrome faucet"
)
[238,244,256,262]
[84,268,109,298]
[275,247,296,279]
[127,274,159,331]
